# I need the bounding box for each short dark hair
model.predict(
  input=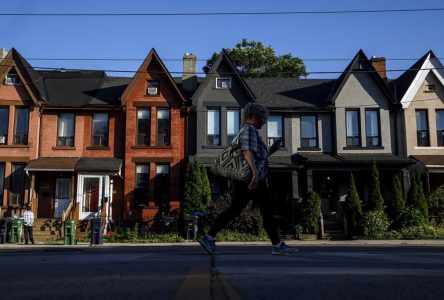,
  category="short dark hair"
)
[243,102,268,121]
